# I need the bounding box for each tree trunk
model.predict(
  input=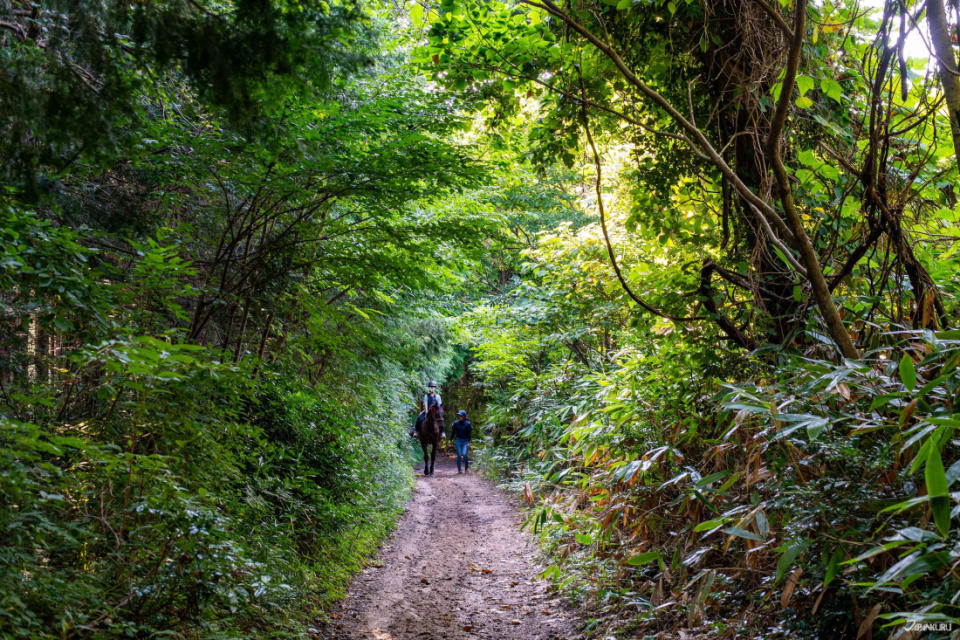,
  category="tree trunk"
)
[764,0,861,360]
[927,0,960,169]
